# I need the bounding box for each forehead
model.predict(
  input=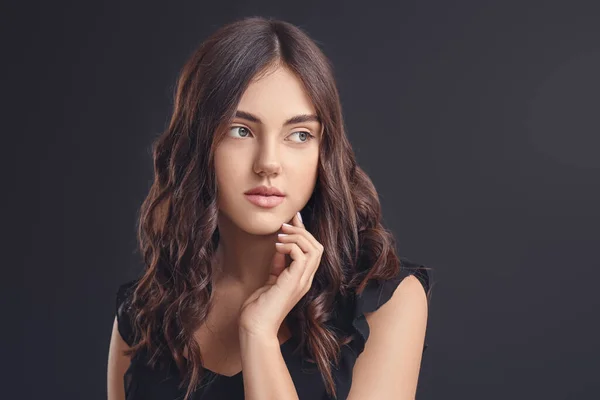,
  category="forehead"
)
[236,66,318,124]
